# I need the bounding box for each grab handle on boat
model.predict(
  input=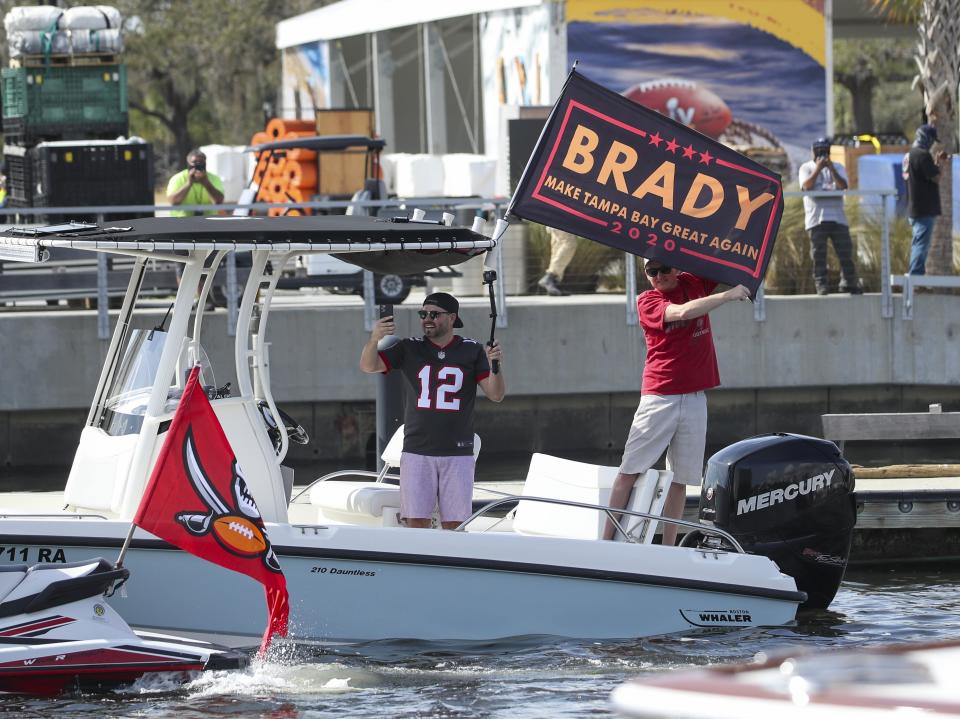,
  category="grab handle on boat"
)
[456,495,745,552]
